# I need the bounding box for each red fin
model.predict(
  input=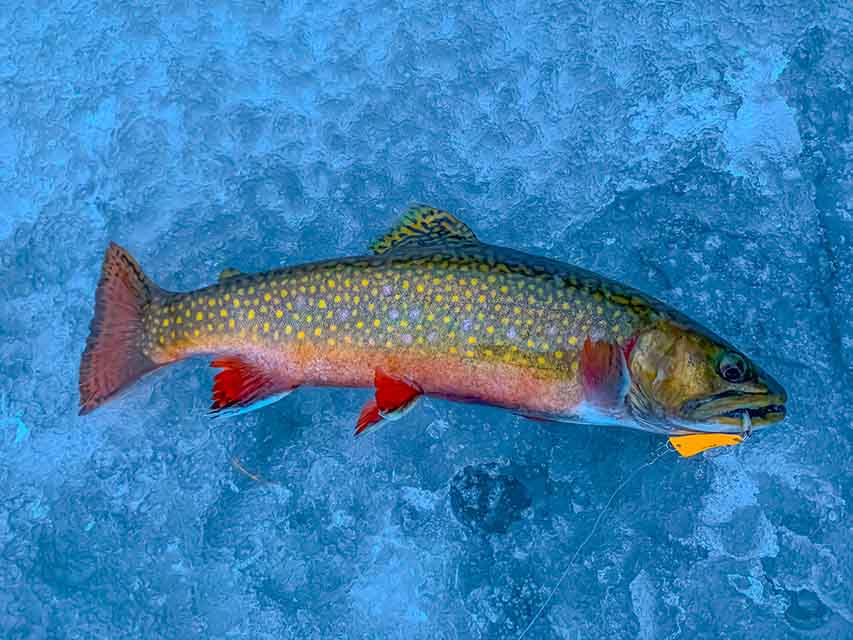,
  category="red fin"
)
[210,357,295,417]
[355,400,382,435]
[581,337,629,409]
[374,369,421,416]
[354,369,422,436]
[79,243,163,415]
